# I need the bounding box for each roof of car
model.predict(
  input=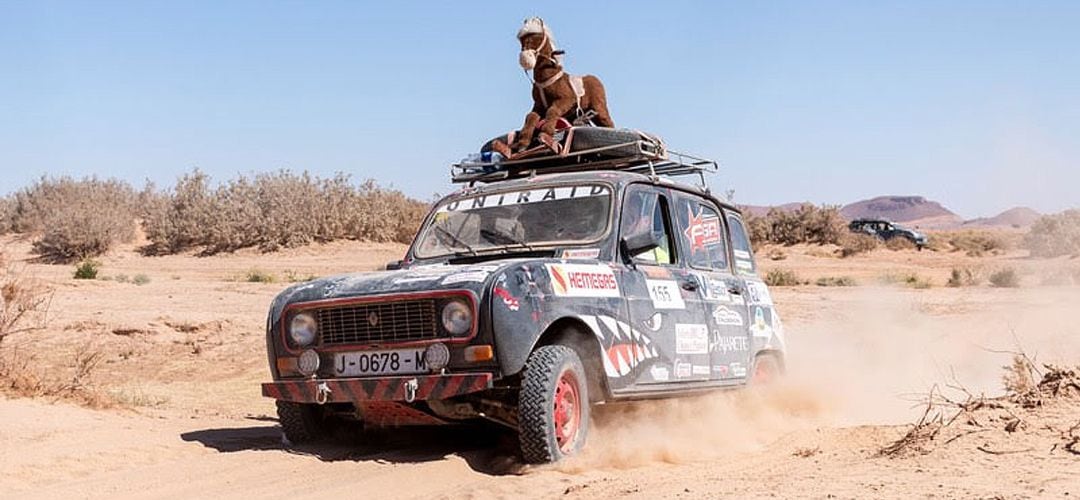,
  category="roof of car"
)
[445,170,742,214]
